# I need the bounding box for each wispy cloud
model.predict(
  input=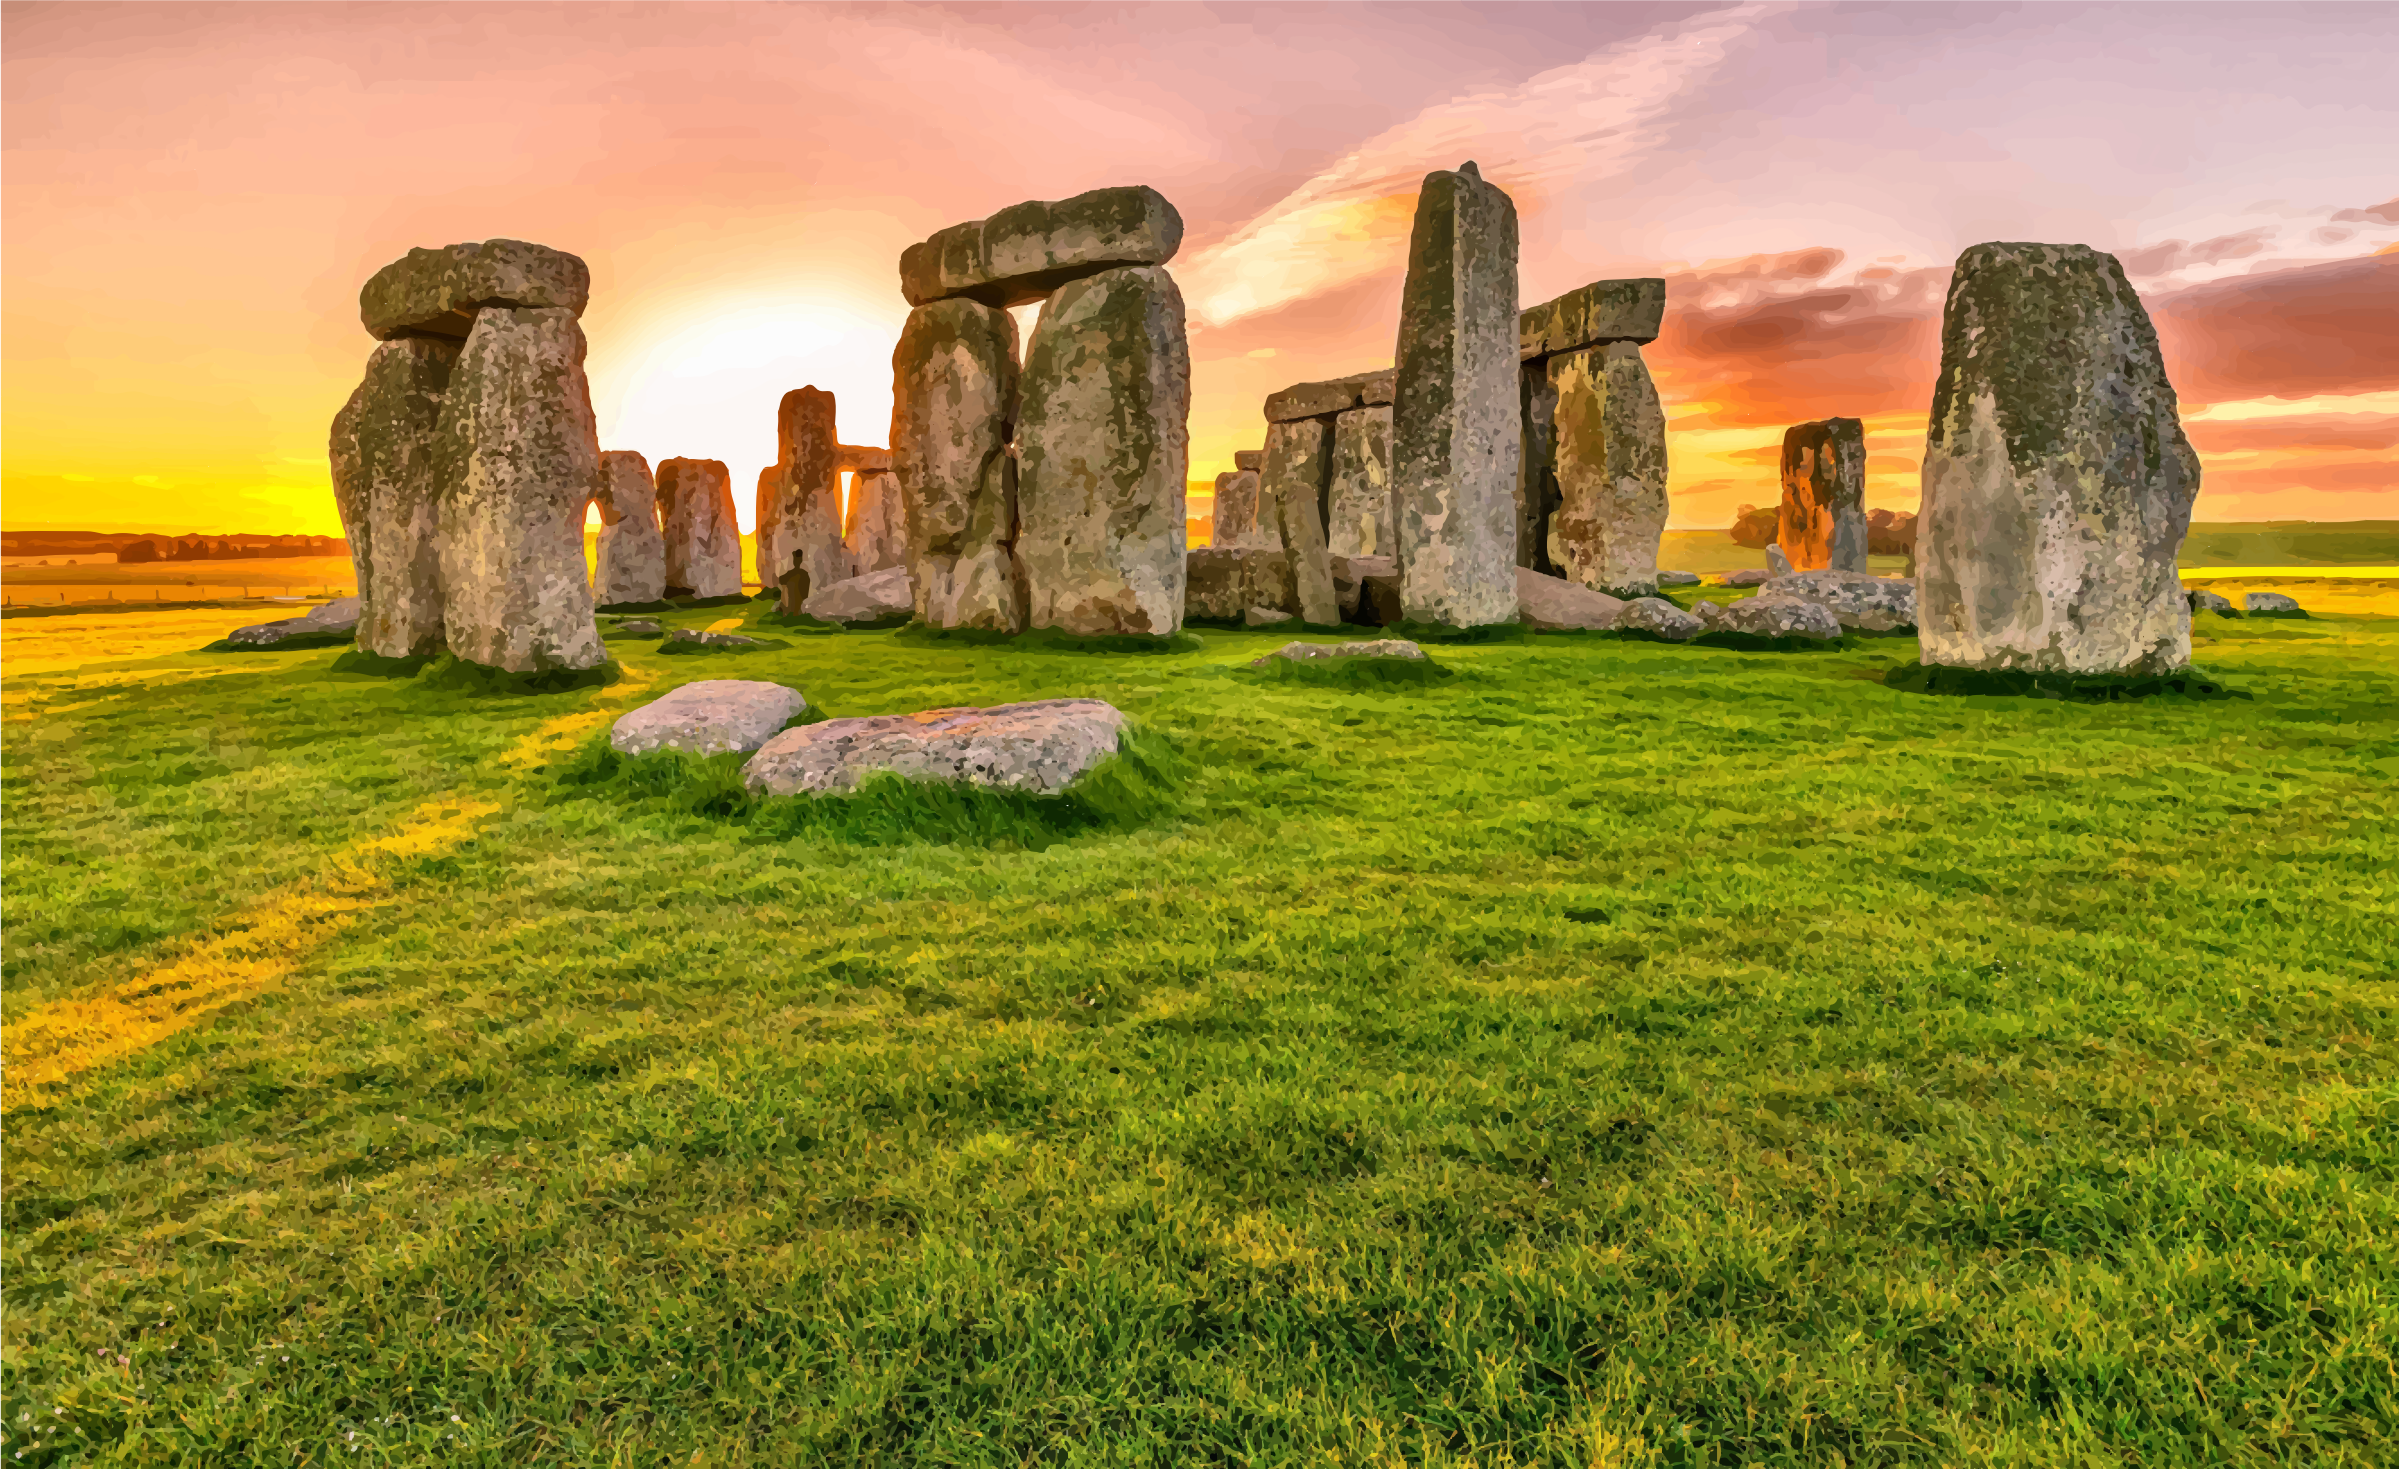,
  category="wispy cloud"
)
[1175,2,1788,328]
